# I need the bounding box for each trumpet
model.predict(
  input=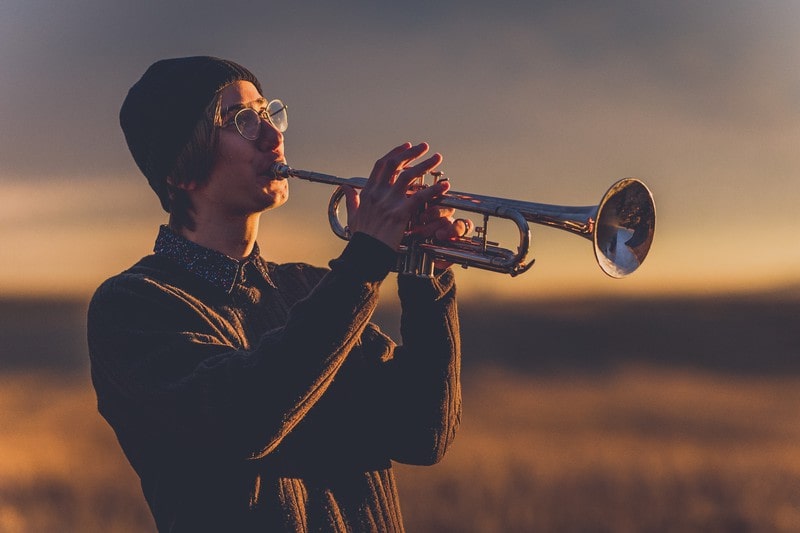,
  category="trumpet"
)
[270,163,655,279]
